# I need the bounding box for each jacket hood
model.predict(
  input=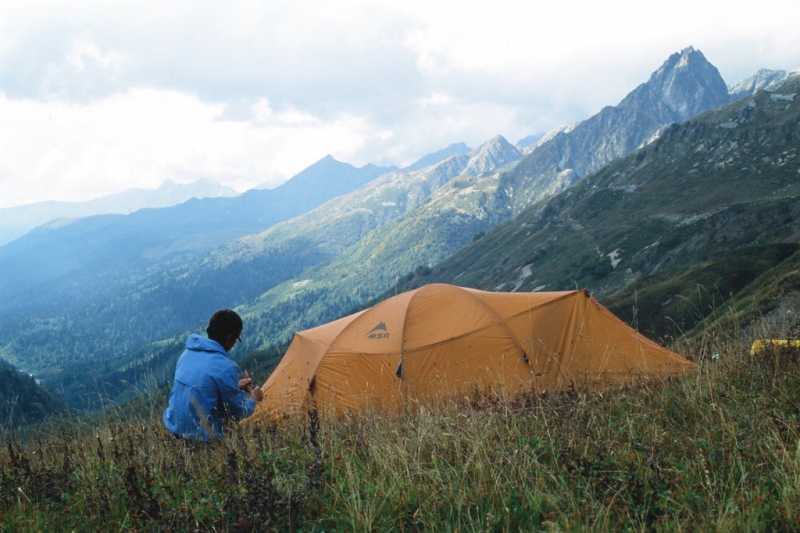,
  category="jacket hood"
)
[185,333,227,354]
